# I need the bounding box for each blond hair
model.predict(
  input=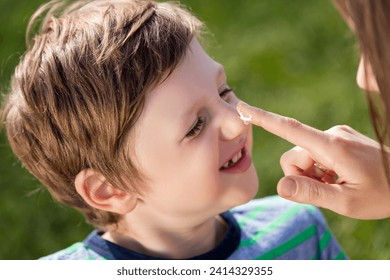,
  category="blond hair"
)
[1,0,202,227]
